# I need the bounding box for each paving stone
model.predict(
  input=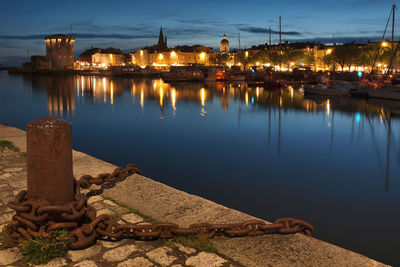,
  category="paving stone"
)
[0,184,11,191]
[134,240,159,252]
[176,244,196,255]
[121,213,144,224]
[35,257,68,267]
[0,247,21,265]
[0,212,13,224]
[73,260,98,267]
[110,205,130,214]
[0,173,13,180]
[90,202,107,211]
[103,199,117,206]
[146,247,177,266]
[11,171,26,179]
[0,206,13,213]
[68,244,102,262]
[9,180,26,189]
[99,240,124,248]
[87,195,103,204]
[185,252,228,267]
[102,244,137,262]
[117,257,154,267]
[3,167,23,172]
[171,265,183,267]
[96,208,114,216]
